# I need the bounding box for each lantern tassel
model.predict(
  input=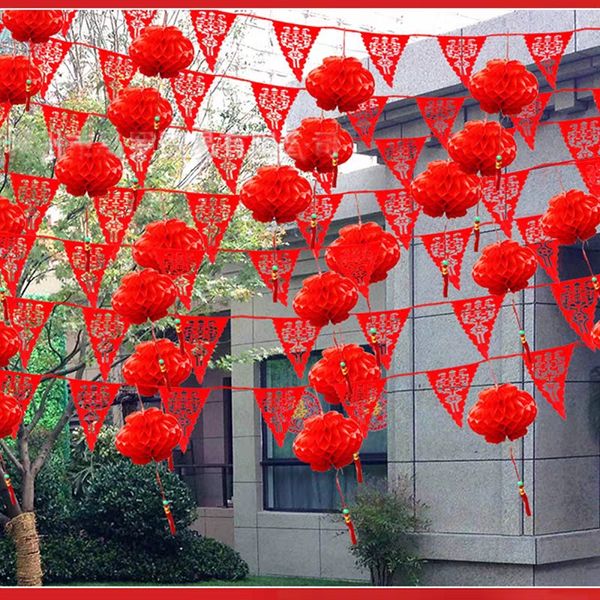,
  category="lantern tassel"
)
[3,473,16,506]
[495,154,502,190]
[167,453,174,472]
[163,500,177,535]
[3,148,9,177]
[310,217,317,250]
[519,330,532,364]
[369,329,382,368]
[271,265,279,303]
[473,217,481,252]
[0,290,8,323]
[342,508,357,545]
[331,152,339,188]
[25,94,31,112]
[174,318,185,354]
[441,261,449,298]
[510,446,532,518]
[353,453,363,484]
